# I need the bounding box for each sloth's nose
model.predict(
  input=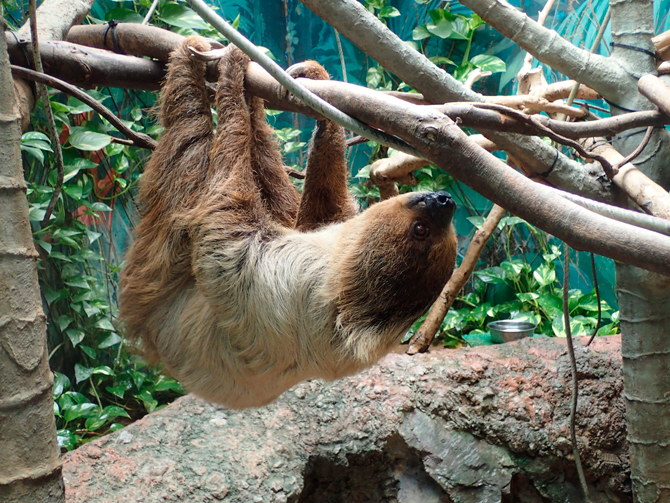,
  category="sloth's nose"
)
[410,191,456,227]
